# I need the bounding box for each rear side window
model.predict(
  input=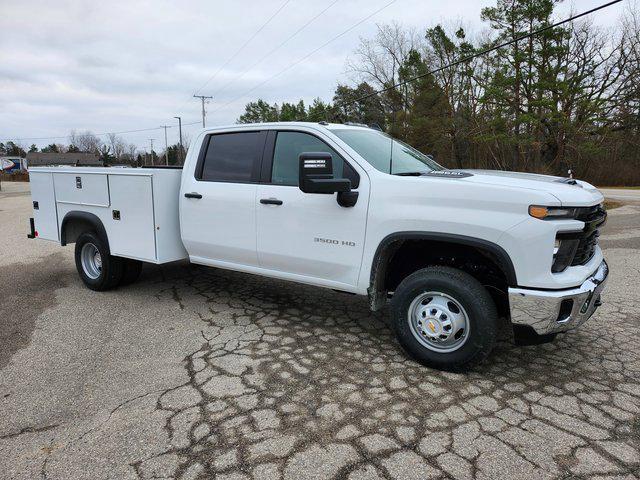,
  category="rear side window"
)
[271,131,359,187]
[199,131,265,182]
